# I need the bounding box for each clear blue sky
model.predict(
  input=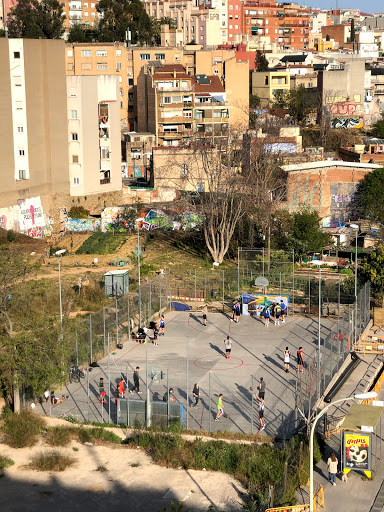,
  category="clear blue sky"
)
[295,0,383,14]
